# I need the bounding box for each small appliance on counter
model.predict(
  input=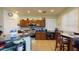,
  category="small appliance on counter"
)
[10,30,18,40]
[13,39,24,44]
